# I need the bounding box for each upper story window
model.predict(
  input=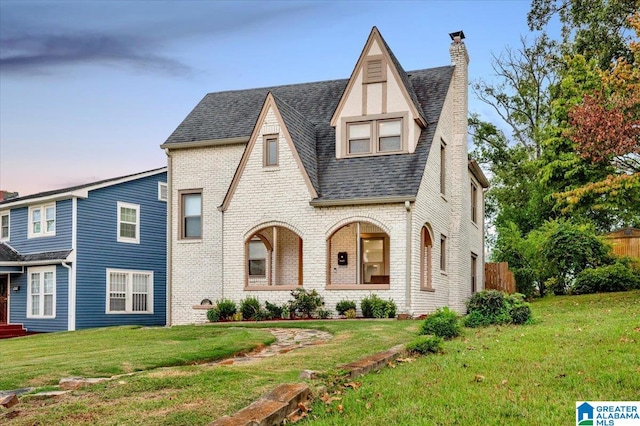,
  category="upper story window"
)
[0,211,9,241]
[264,135,278,167]
[28,203,55,238]
[158,182,168,202]
[470,181,478,223]
[117,202,140,244]
[346,115,404,157]
[179,190,202,239]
